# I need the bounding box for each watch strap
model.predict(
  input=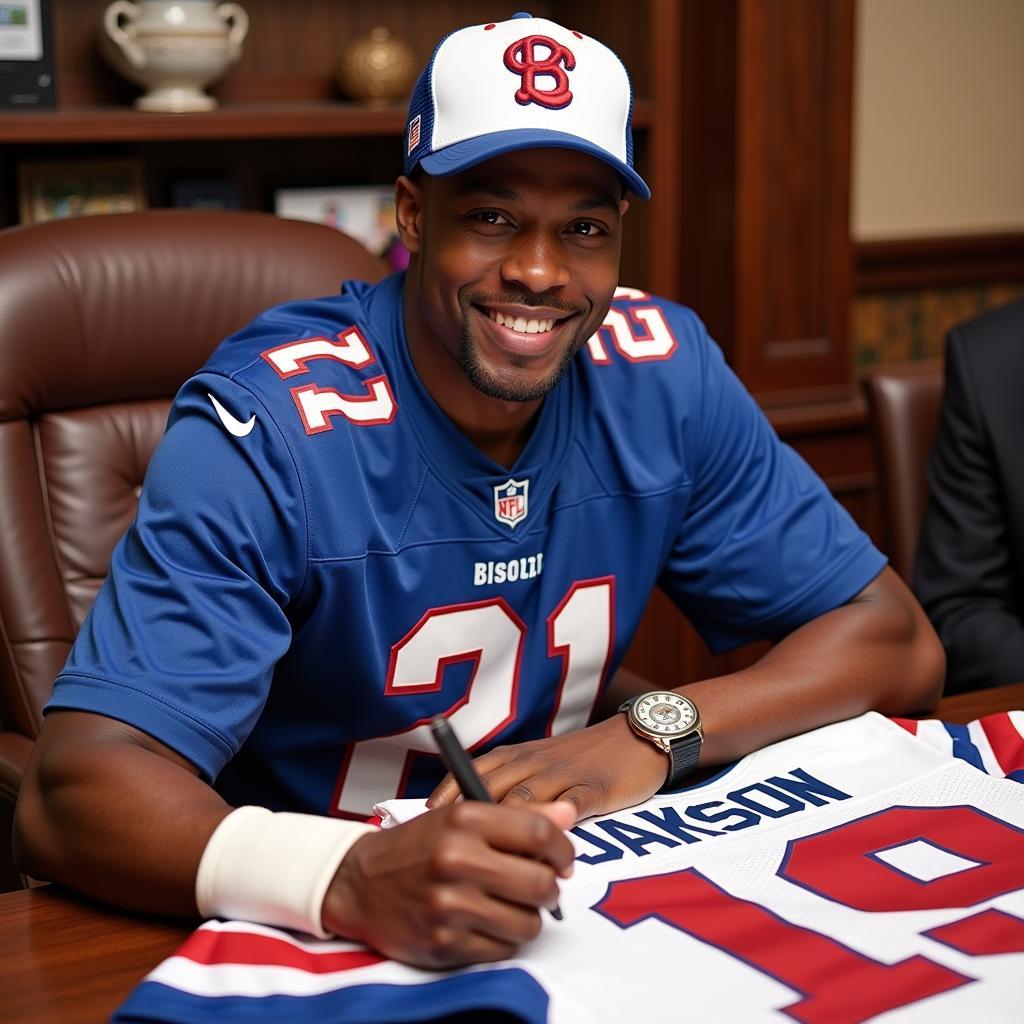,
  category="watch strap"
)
[661,731,701,791]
